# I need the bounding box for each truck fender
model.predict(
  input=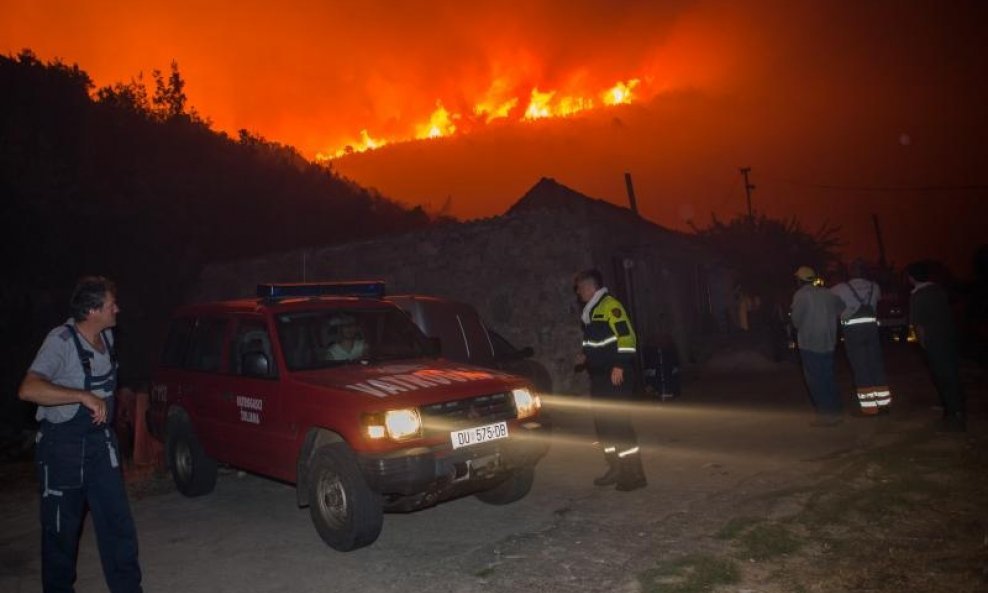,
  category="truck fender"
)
[296,427,346,507]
